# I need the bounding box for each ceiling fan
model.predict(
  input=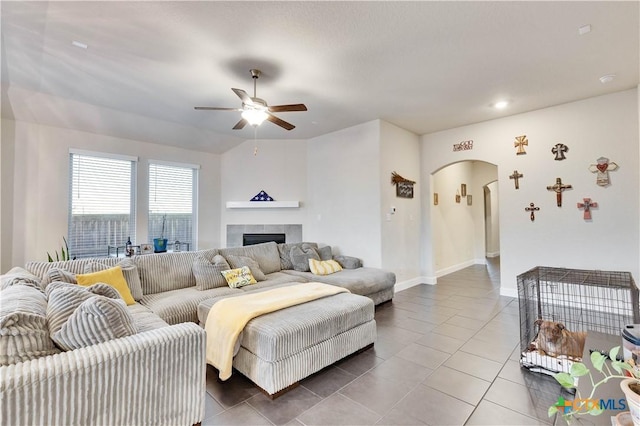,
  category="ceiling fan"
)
[194,69,307,131]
